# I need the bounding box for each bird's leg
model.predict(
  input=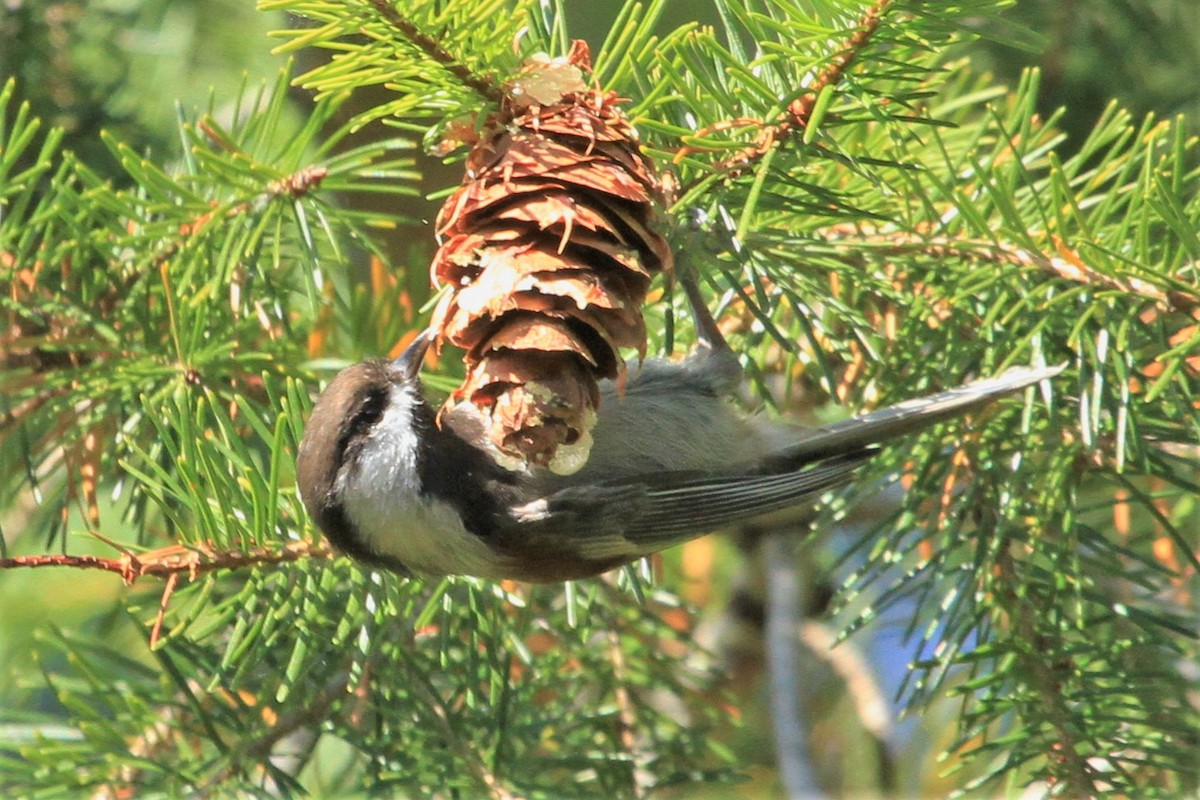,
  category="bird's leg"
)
[678,267,743,392]
[679,268,730,355]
